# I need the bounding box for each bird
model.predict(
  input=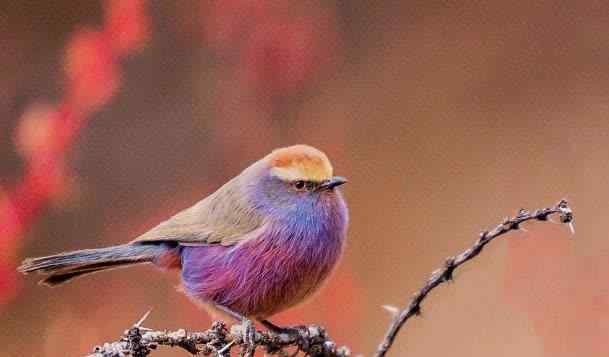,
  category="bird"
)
[18,144,349,329]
